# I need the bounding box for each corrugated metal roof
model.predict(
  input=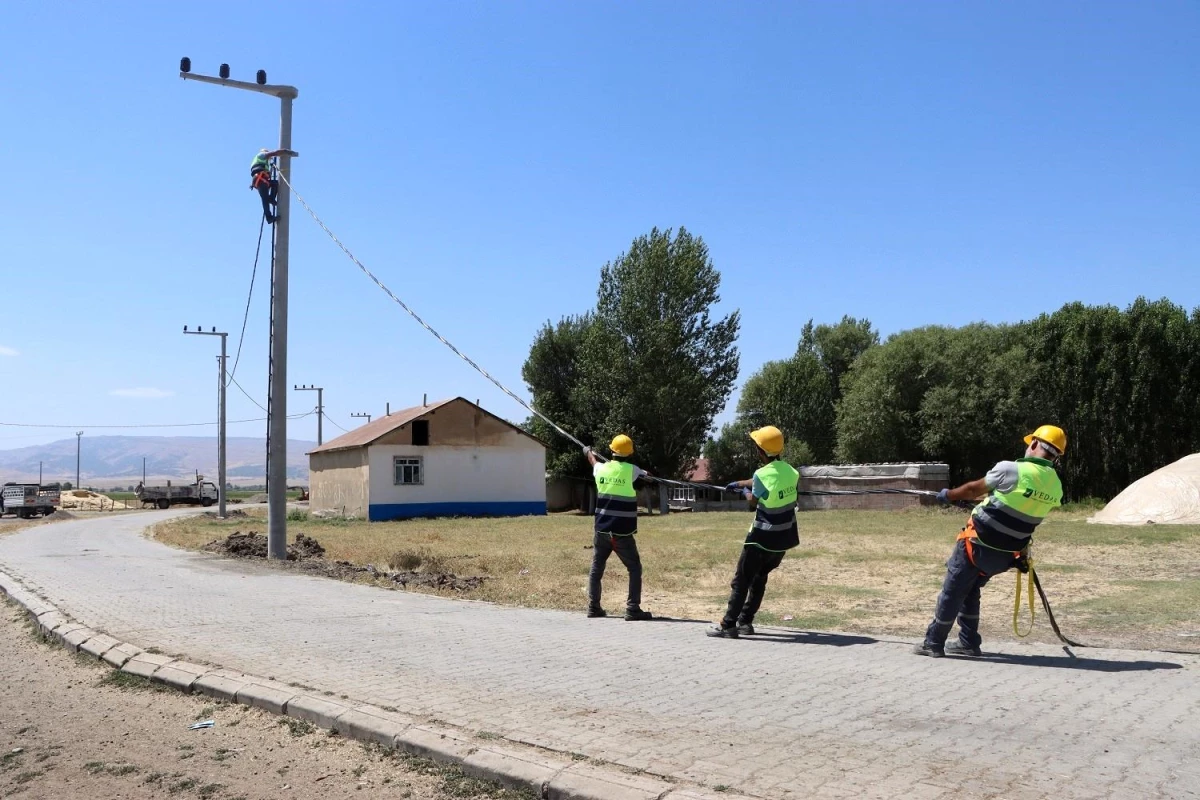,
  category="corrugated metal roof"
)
[307,397,546,455]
